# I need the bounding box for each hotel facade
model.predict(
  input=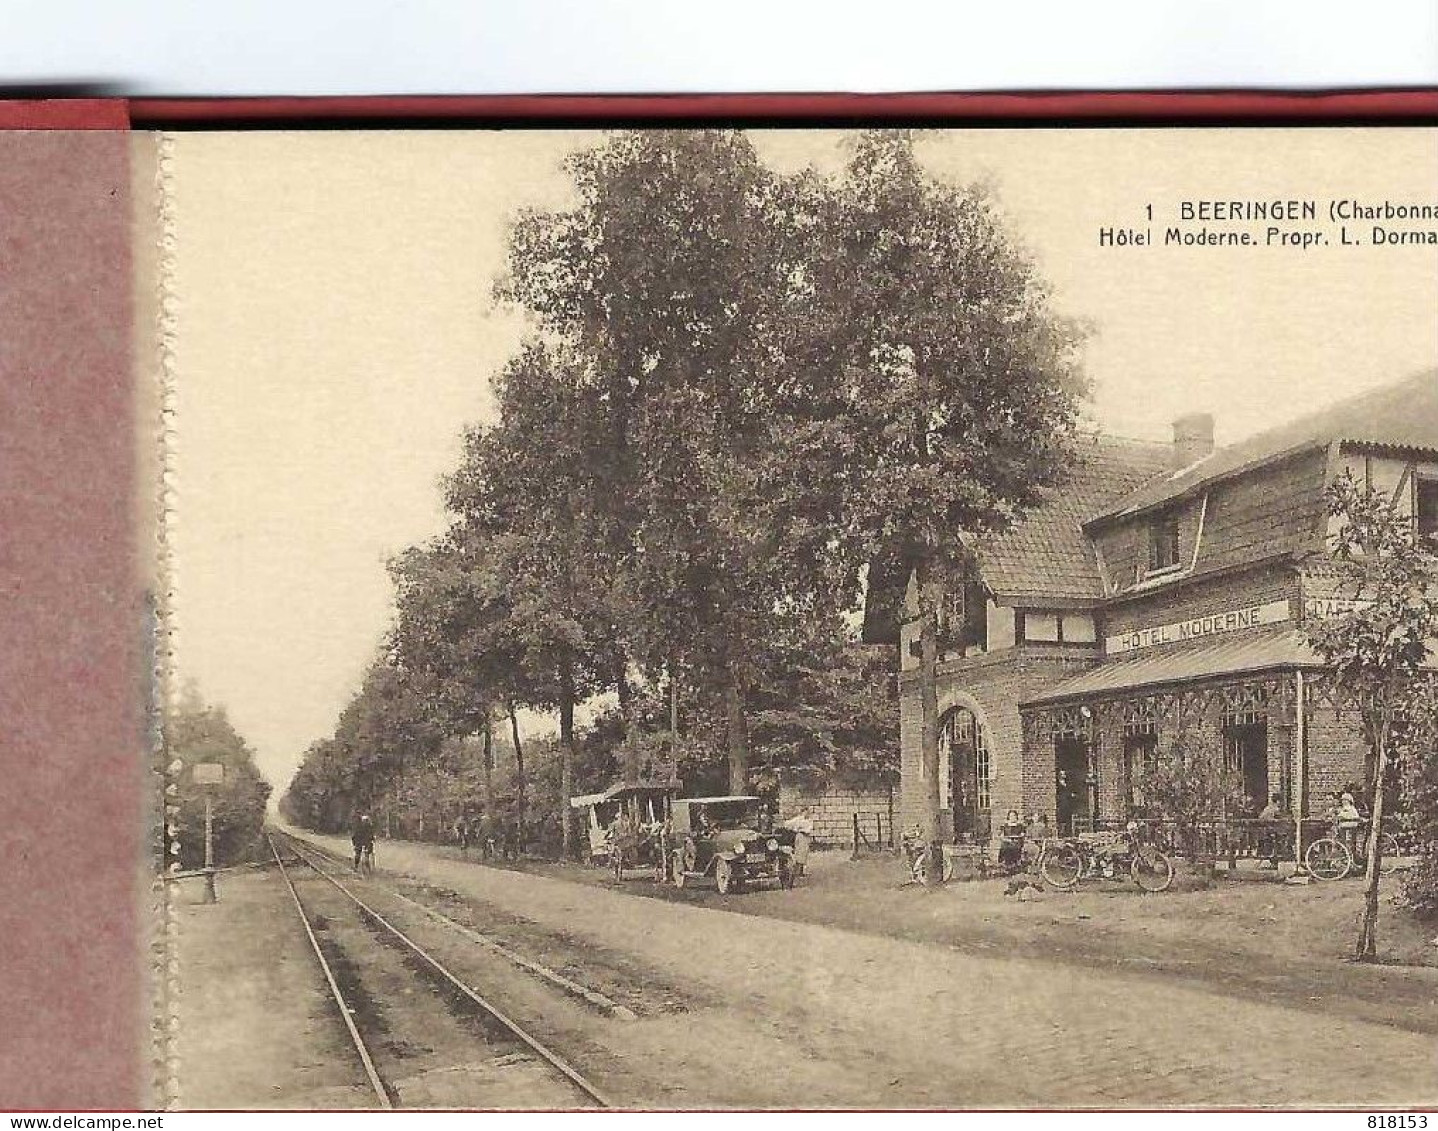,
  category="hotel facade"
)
[891,371,1438,842]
